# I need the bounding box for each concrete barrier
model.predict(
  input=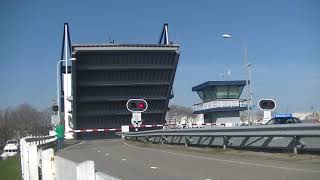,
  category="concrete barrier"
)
[20,139,30,180]
[121,125,129,139]
[29,144,39,180]
[95,171,121,180]
[41,149,55,180]
[20,135,56,180]
[20,135,121,180]
[55,155,121,180]
[55,156,94,180]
